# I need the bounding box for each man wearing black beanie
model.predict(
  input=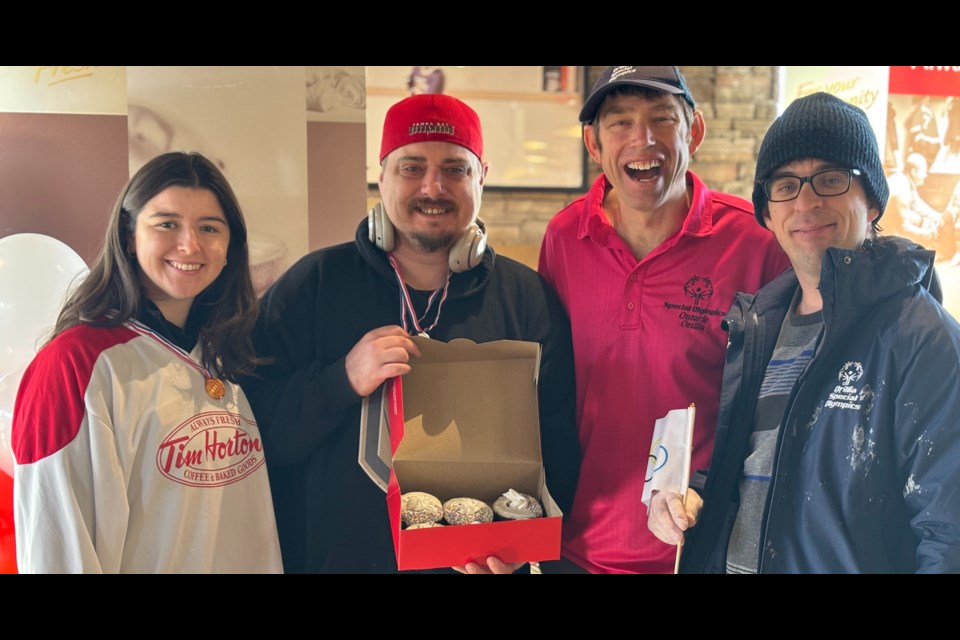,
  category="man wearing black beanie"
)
[650,91,960,573]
